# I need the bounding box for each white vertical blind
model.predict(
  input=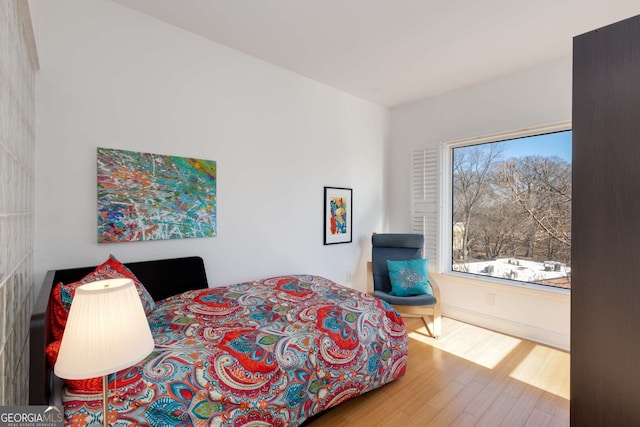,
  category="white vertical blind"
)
[411,148,439,269]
